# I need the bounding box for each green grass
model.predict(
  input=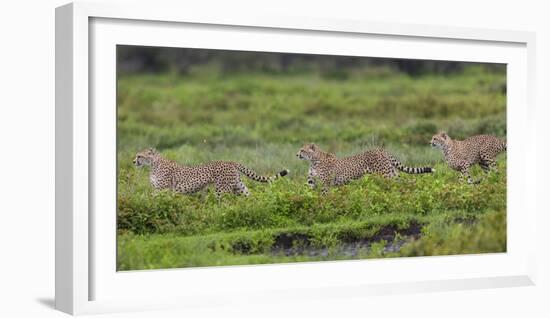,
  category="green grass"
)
[116,65,506,270]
